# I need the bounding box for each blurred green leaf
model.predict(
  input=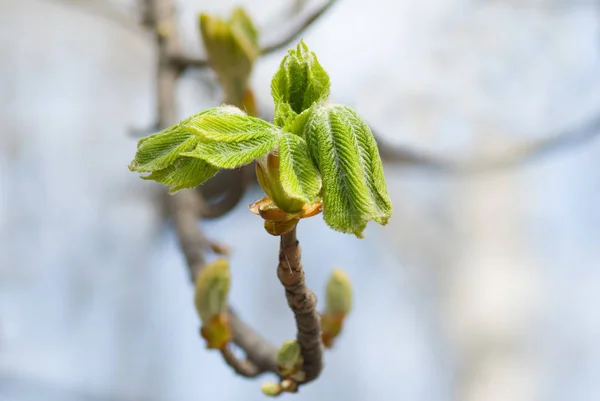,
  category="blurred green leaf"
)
[200,8,259,107]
